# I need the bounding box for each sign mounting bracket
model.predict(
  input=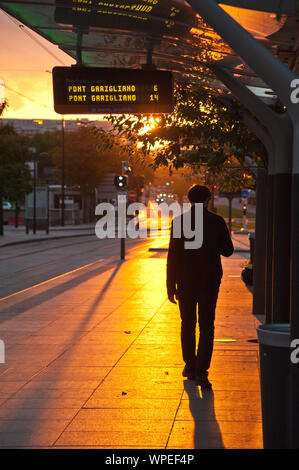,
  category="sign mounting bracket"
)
[142,37,158,71]
[72,27,88,67]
